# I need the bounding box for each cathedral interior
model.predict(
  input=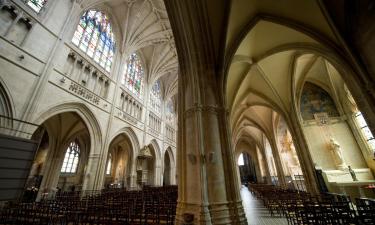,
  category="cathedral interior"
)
[0,0,375,224]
